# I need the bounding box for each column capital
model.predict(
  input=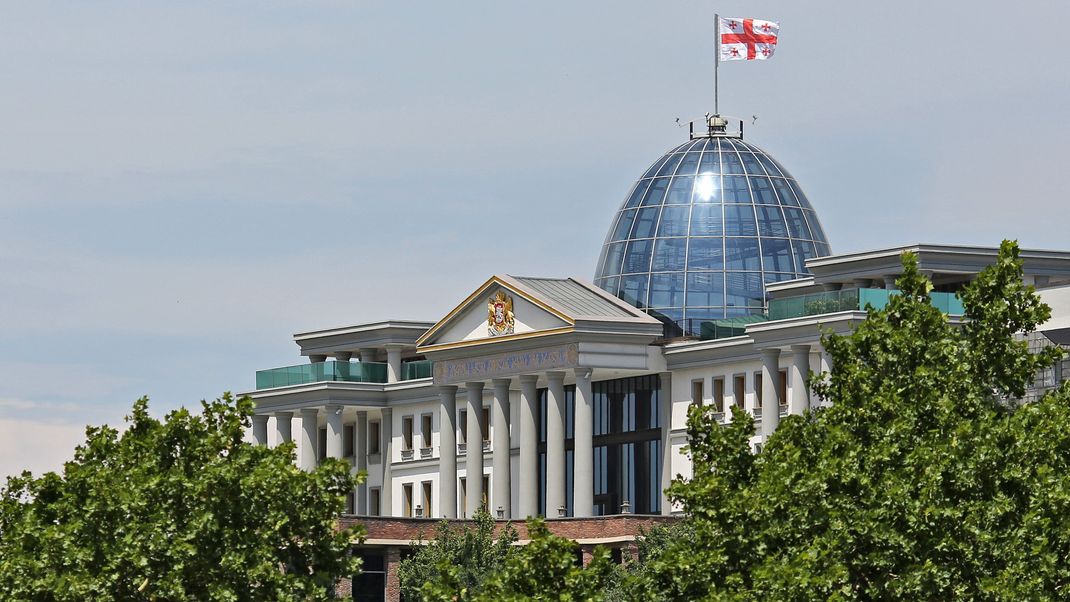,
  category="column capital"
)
[251,414,269,424]
[545,371,566,382]
[333,351,353,362]
[465,381,486,392]
[518,374,539,384]
[308,354,328,363]
[381,407,392,418]
[274,410,293,419]
[300,408,319,418]
[574,367,592,381]
[437,384,459,395]
[760,347,782,361]
[790,344,811,354]
[491,377,513,388]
